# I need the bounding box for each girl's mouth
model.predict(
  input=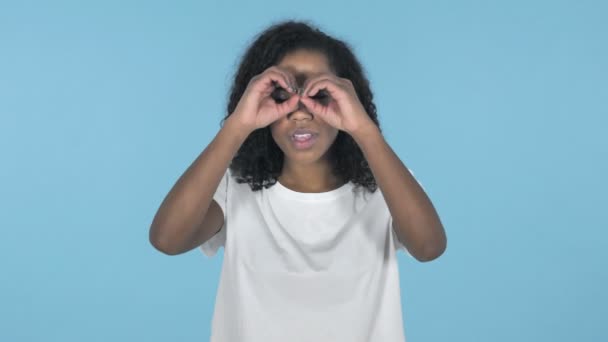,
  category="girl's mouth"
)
[290,133,317,150]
